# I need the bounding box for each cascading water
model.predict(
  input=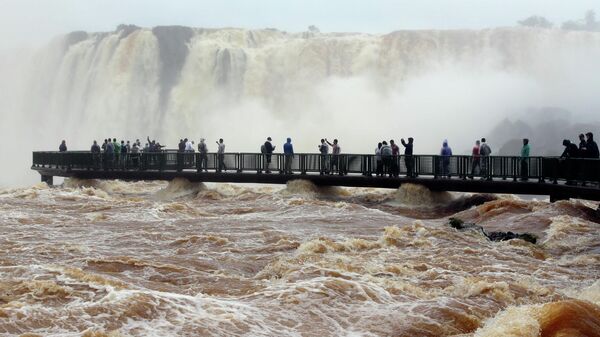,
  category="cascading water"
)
[19,26,600,151]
